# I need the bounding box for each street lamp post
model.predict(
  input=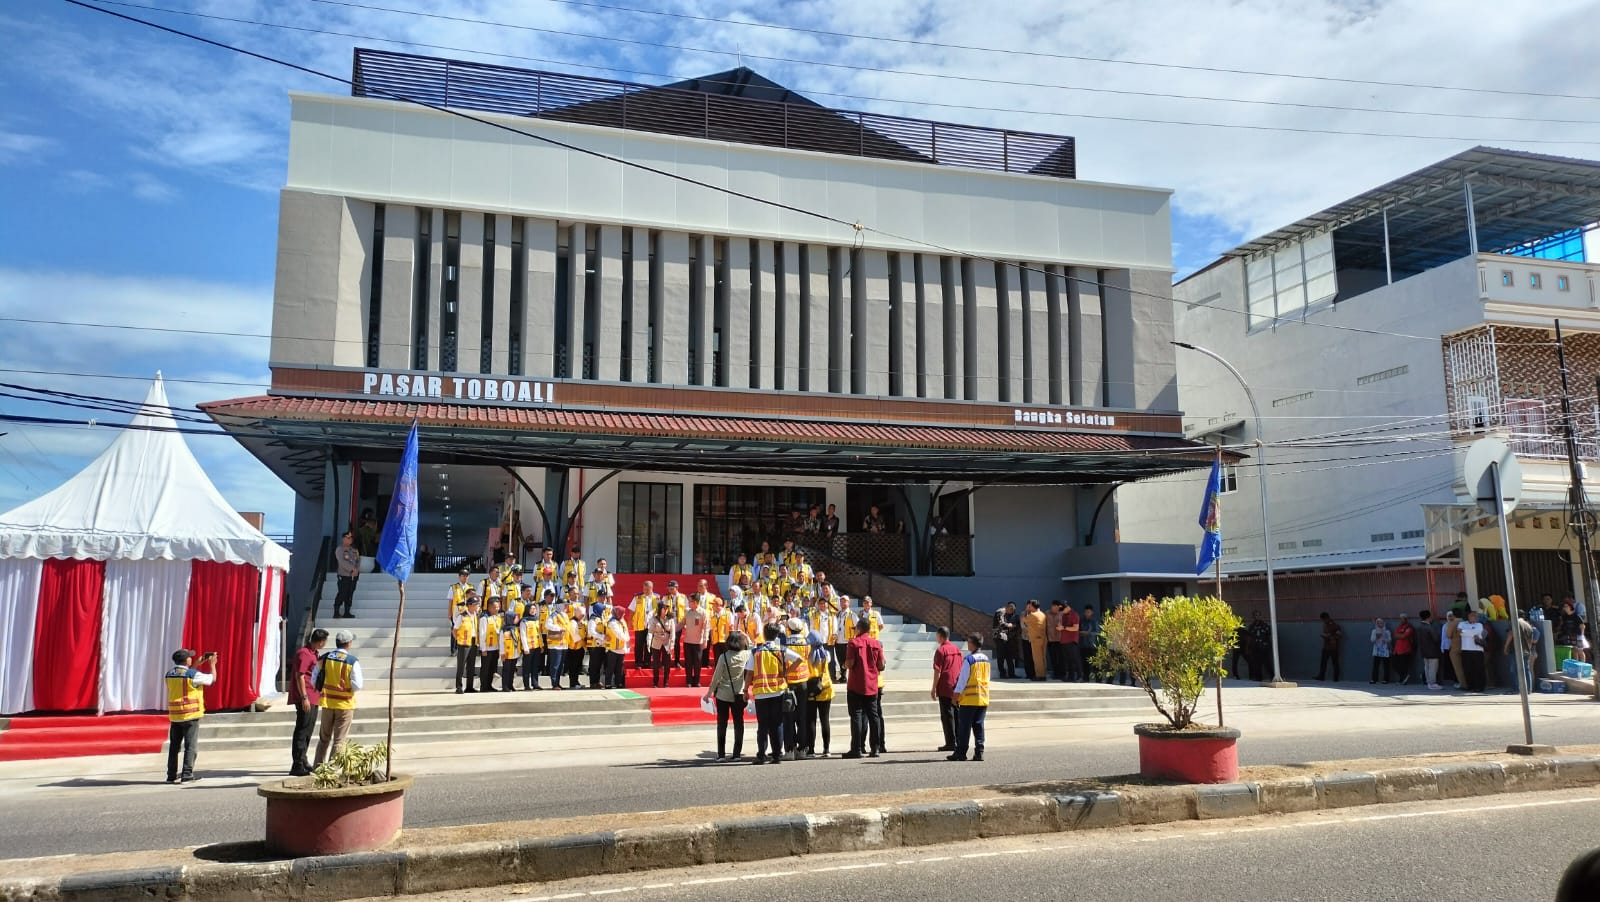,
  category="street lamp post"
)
[1173,341,1293,686]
